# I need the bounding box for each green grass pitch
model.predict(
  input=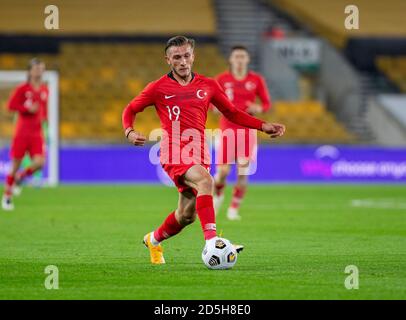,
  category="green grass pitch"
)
[0,184,405,299]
